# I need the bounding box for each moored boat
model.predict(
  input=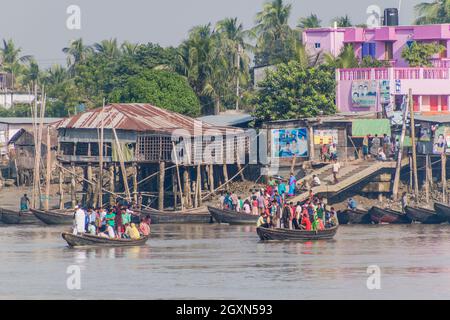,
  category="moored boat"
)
[257,226,338,241]
[31,209,74,225]
[0,208,42,225]
[337,208,371,225]
[141,206,212,224]
[208,206,259,225]
[405,206,446,224]
[434,202,450,222]
[369,207,411,224]
[61,232,149,247]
